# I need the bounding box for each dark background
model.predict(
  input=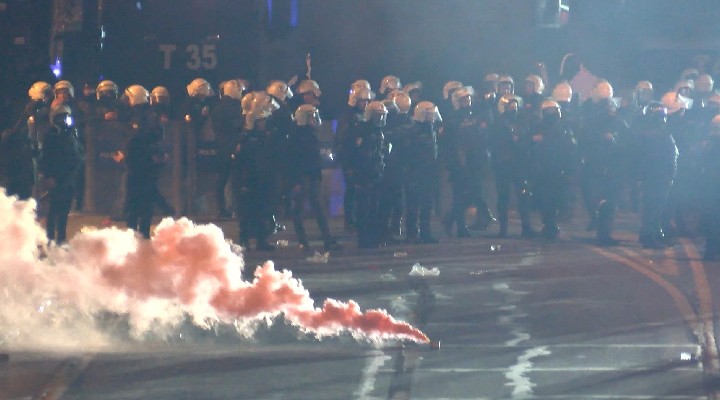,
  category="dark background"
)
[2,0,720,127]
